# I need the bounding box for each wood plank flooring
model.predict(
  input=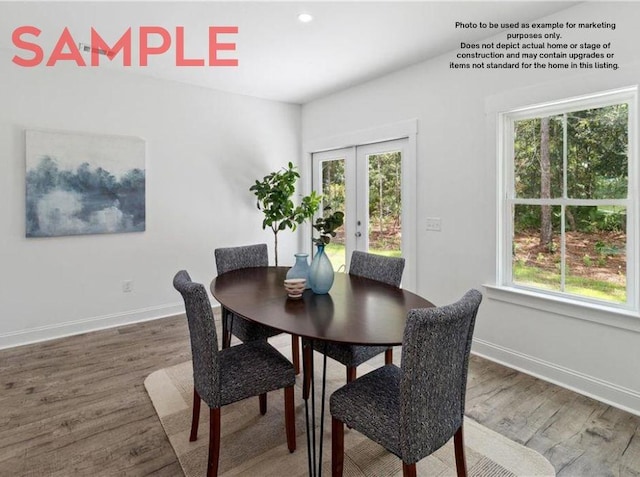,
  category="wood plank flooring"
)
[0,314,638,476]
[465,355,640,477]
